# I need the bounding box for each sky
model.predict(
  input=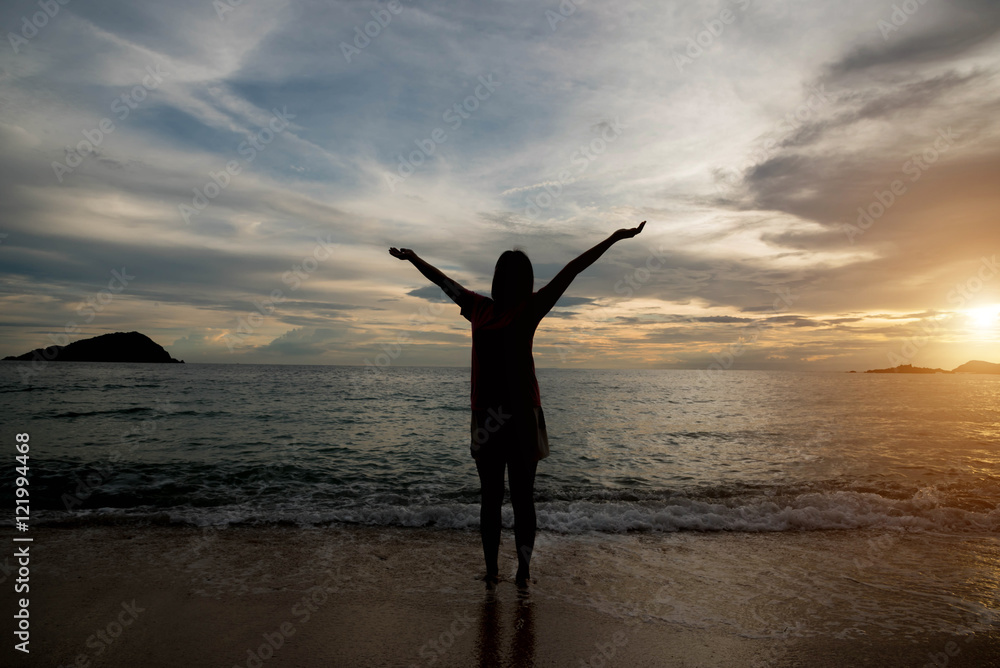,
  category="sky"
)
[1,0,999,371]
